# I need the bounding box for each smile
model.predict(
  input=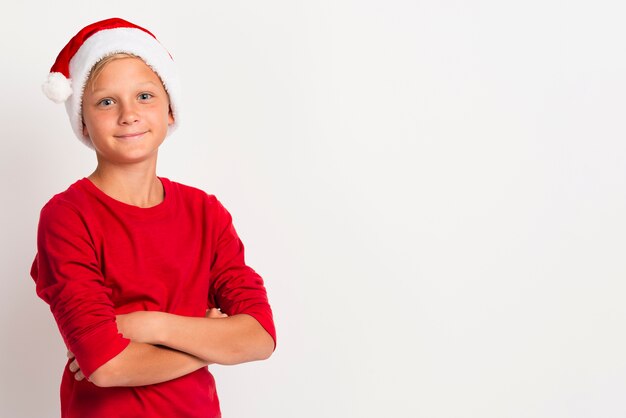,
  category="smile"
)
[114,131,147,140]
